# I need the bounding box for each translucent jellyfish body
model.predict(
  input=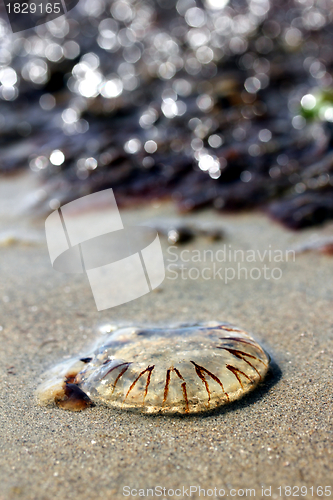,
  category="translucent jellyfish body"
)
[37,322,270,414]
